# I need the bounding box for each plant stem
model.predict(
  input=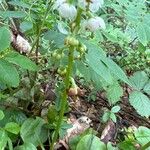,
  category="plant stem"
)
[50,46,74,150]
